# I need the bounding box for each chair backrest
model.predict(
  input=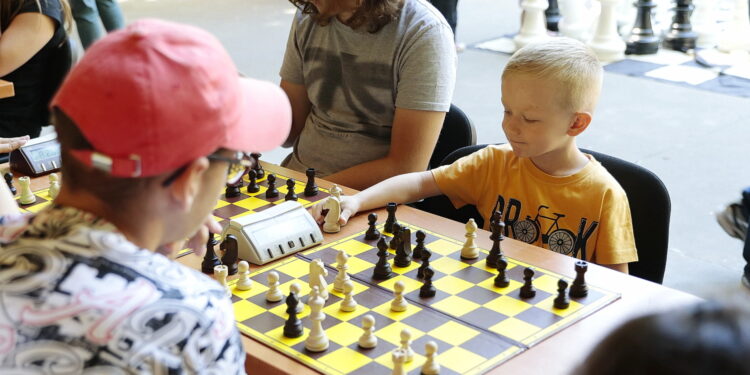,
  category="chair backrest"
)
[414,144,671,284]
[428,104,476,169]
